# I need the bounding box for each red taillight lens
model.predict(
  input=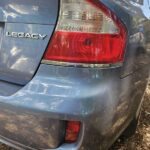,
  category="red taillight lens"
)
[65,121,81,143]
[43,0,127,65]
[44,32,125,64]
